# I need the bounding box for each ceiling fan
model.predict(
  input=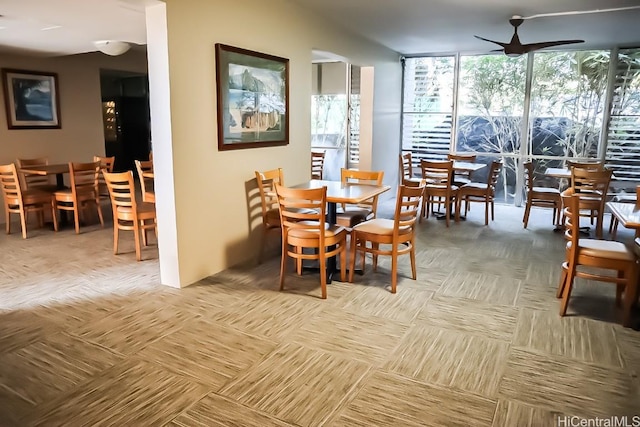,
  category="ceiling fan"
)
[474,15,584,57]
